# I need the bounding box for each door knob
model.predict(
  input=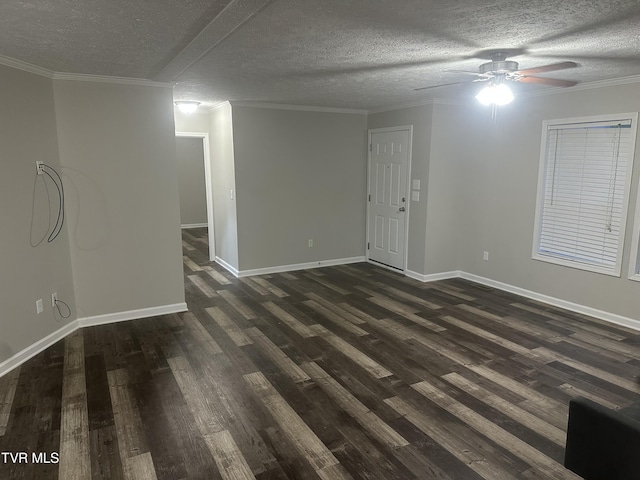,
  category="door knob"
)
[399,207,406,212]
